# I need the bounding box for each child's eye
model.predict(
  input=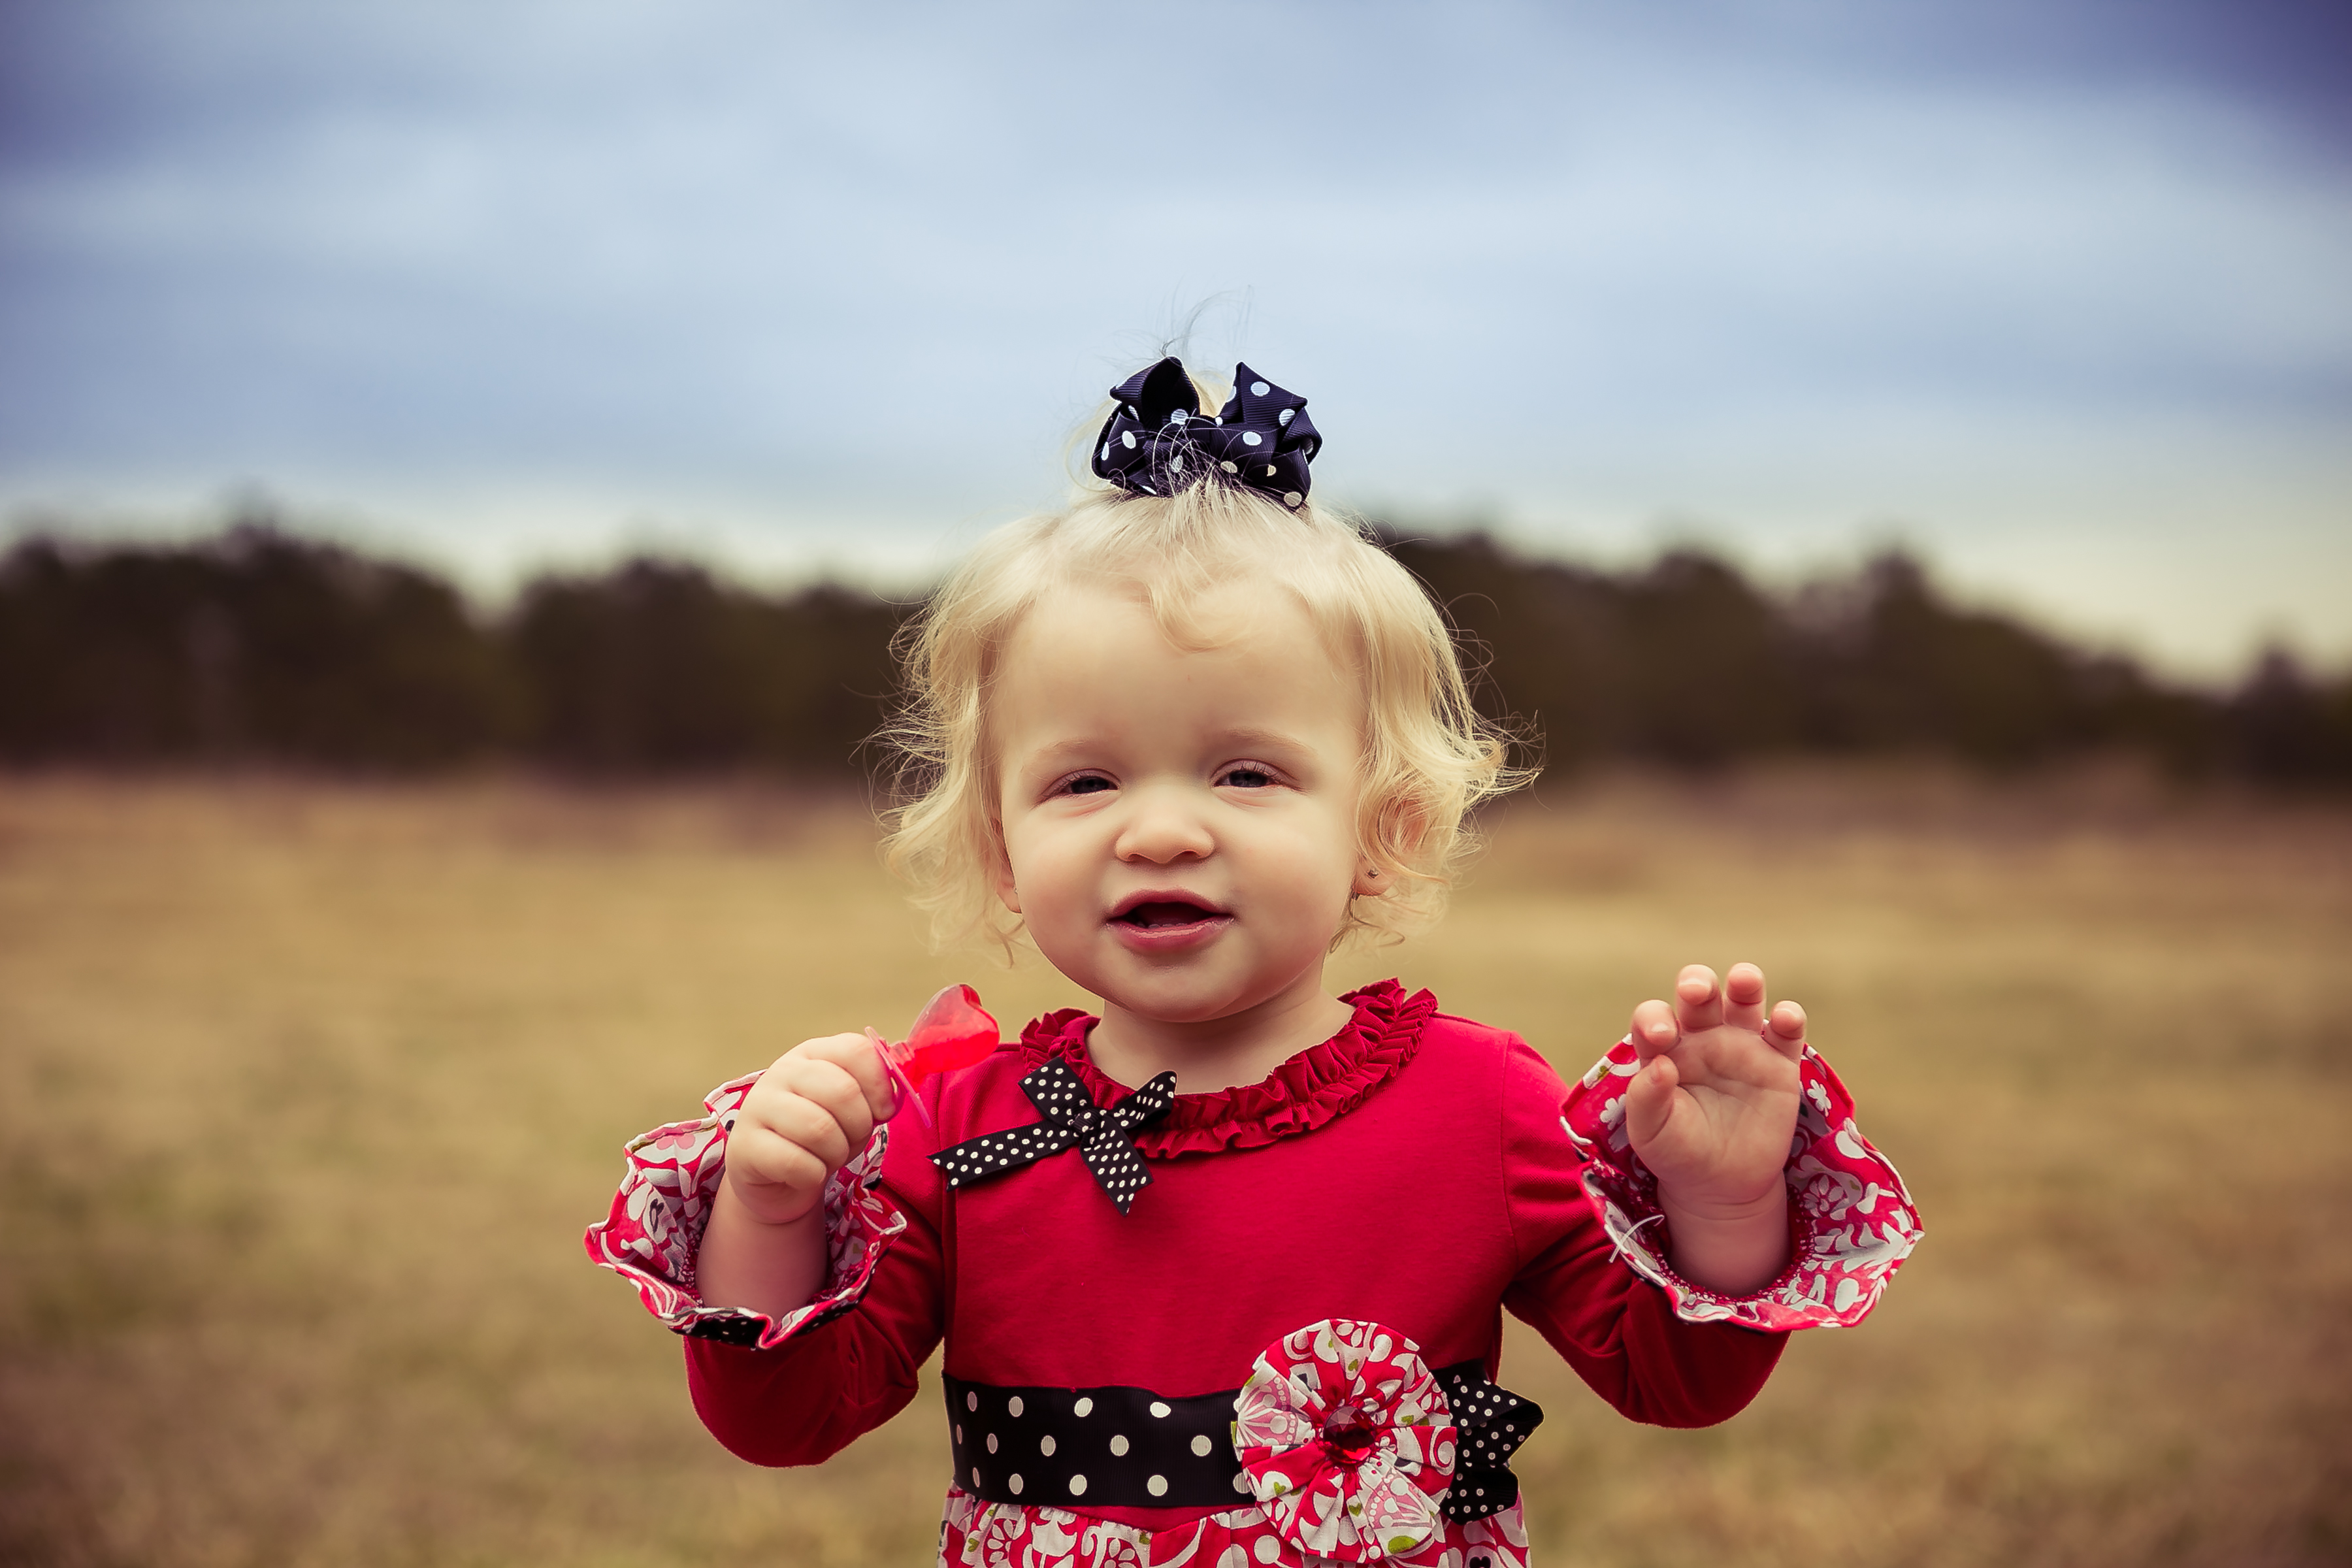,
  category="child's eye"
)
[1218,766,1276,789]
[1057,774,1115,796]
